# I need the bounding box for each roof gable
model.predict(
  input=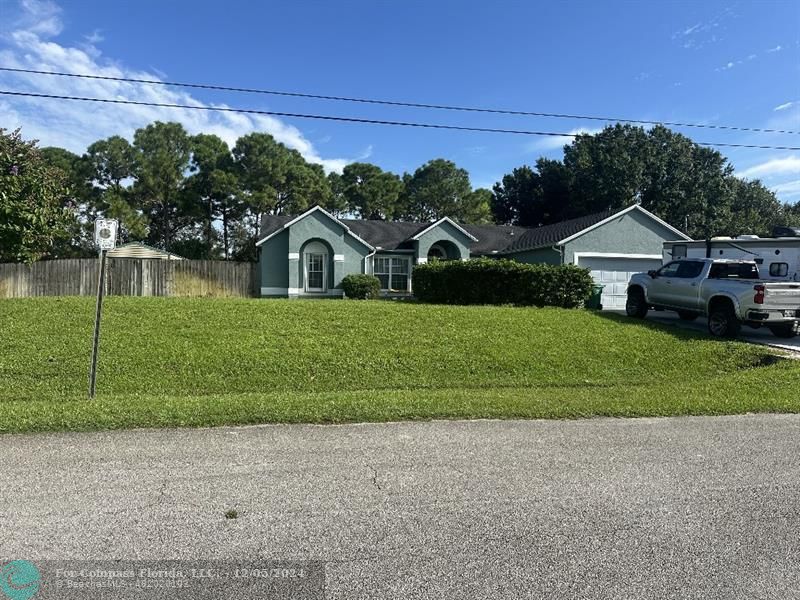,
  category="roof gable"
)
[501,205,690,254]
[410,217,479,242]
[556,205,691,245]
[256,206,374,250]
